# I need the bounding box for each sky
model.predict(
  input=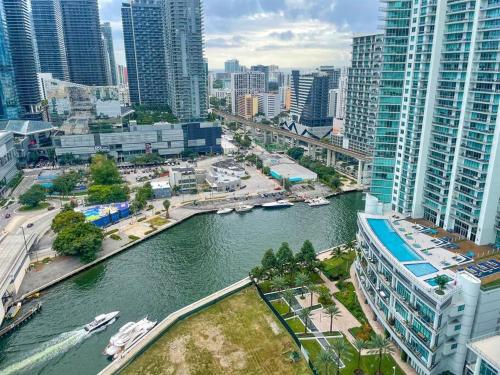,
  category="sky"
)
[98,0,380,70]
